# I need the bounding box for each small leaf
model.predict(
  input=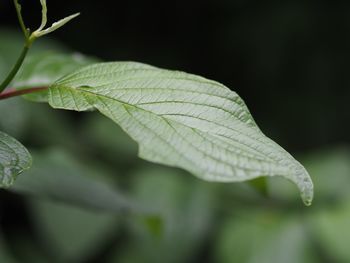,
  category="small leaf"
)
[47,62,313,205]
[33,13,80,38]
[0,131,31,187]
[38,0,48,31]
[30,0,80,39]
